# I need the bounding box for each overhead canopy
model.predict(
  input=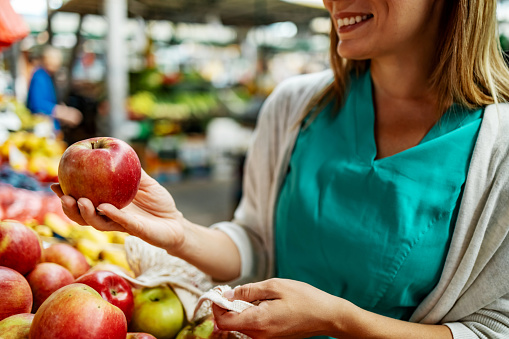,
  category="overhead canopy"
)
[55,0,328,26]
